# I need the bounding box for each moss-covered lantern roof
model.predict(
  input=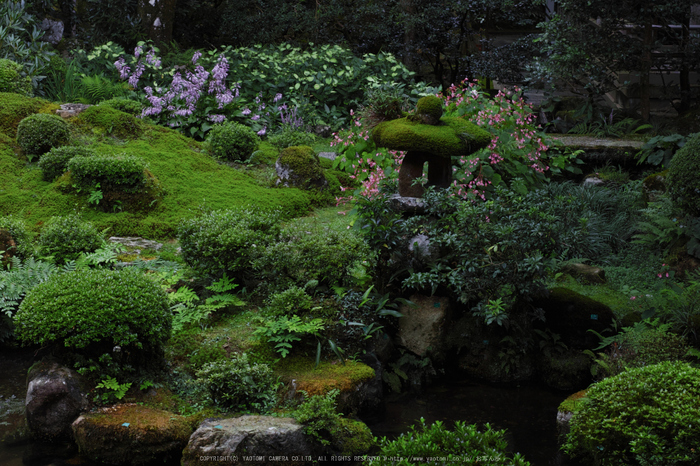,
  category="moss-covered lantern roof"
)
[371,115,491,158]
